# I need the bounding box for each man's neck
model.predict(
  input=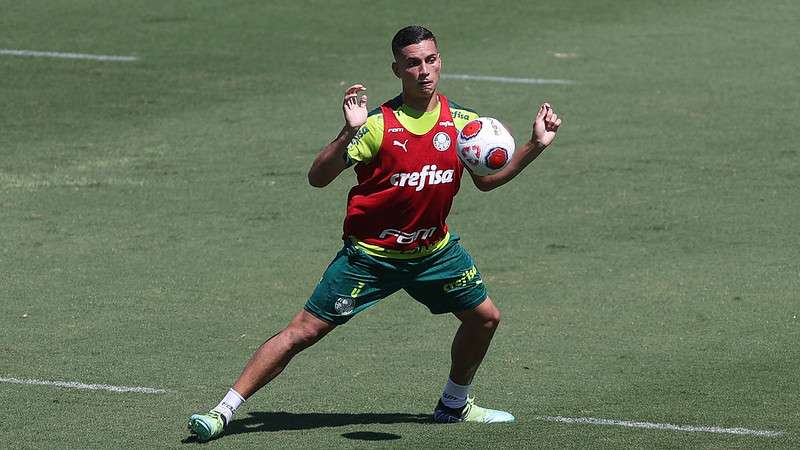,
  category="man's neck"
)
[401,92,439,113]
